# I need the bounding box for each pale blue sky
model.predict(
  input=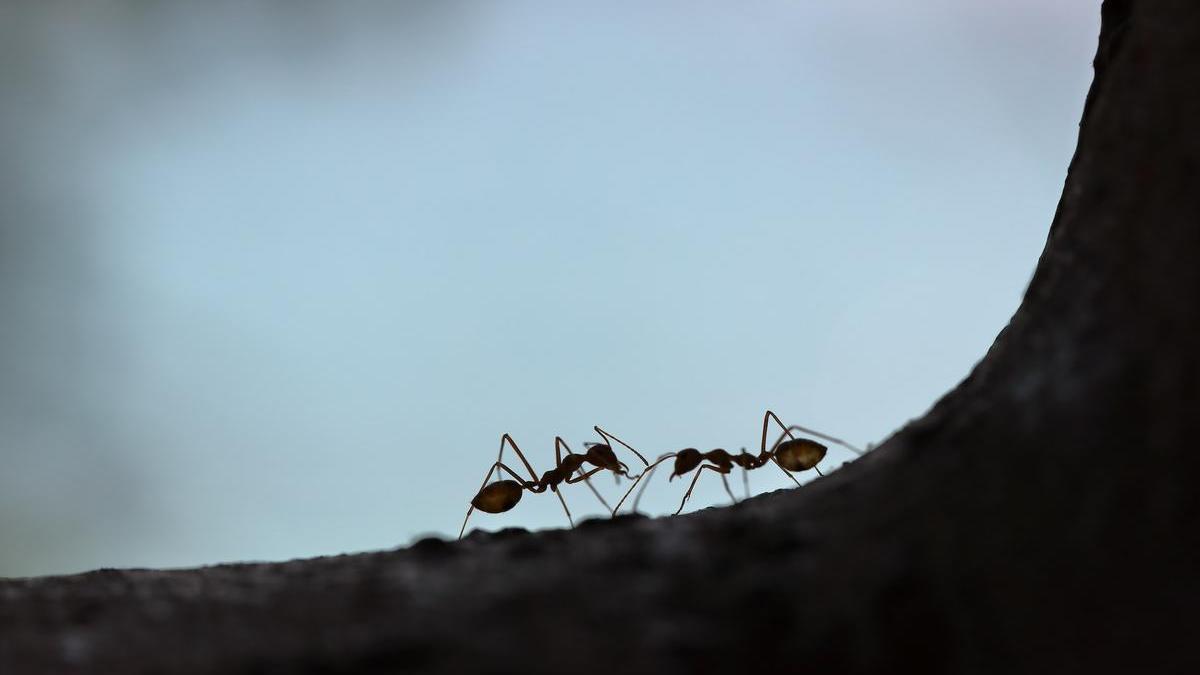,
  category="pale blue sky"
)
[1,1,1099,576]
